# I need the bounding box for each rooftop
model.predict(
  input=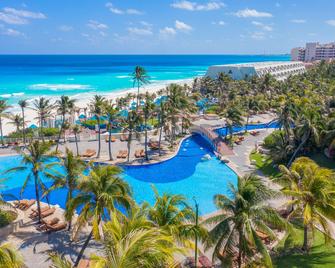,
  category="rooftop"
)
[210,61,303,68]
